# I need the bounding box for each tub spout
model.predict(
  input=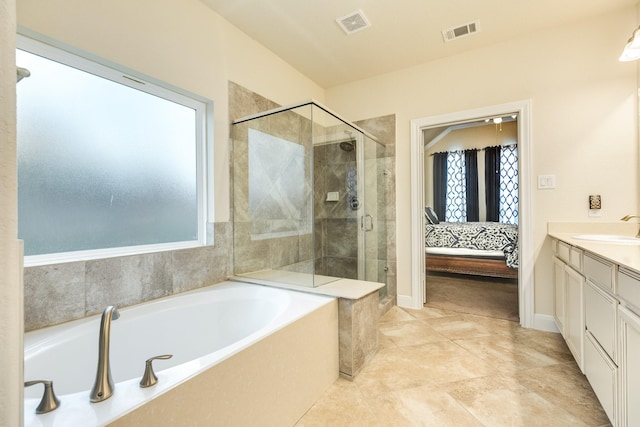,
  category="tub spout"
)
[90,306,120,403]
